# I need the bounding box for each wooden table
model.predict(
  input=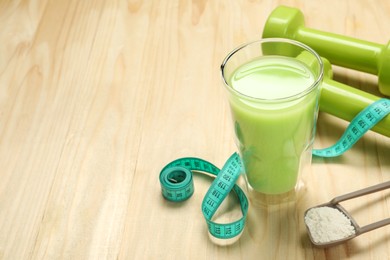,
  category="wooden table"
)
[1,0,389,259]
